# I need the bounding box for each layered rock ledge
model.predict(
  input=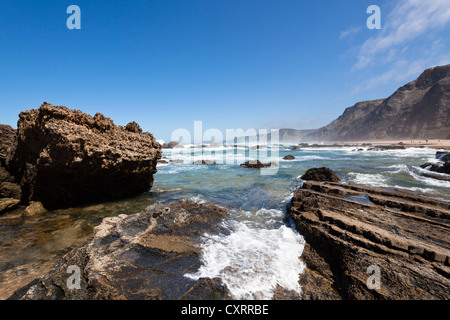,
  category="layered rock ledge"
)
[9,199,230,300]
[8,103,162,209]
[290,179,450,299]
